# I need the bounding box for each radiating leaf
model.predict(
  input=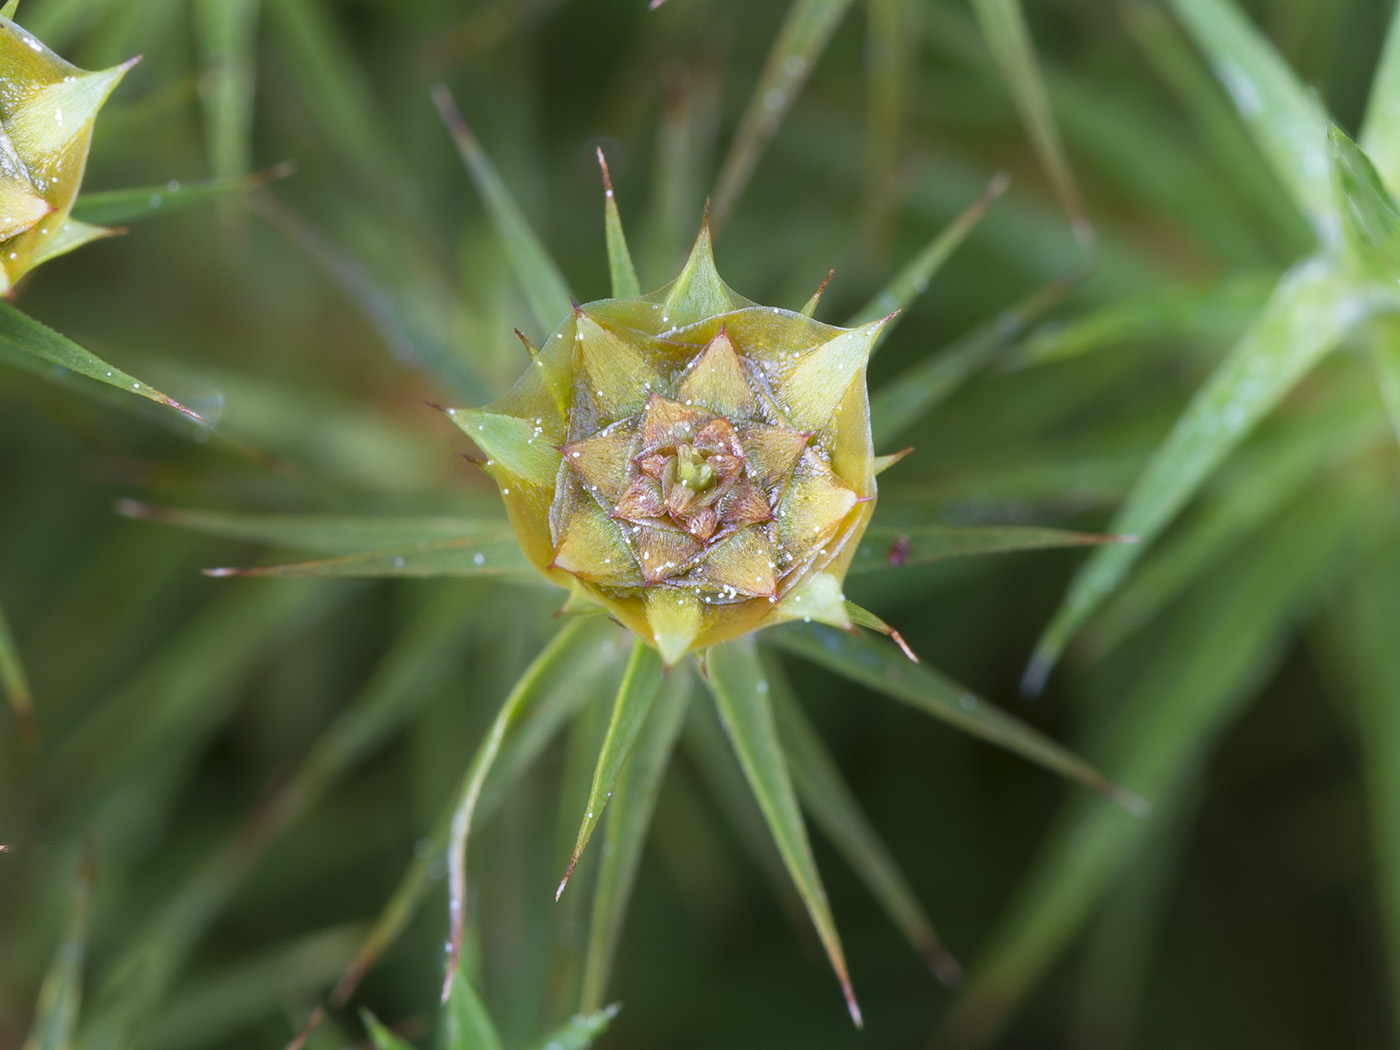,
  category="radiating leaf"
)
[444,972,503,1050]
[848,523,1125,575]
[23,858,92,1050]
[704,637,862,1026]
[1361,0,1400,199]
[557,641,663,899]
[119,502,504,555]
[1166,0,1338,244]
[1027,258,1387,690]
[1328,125,1400,274]
[970,0,1089,243]
[0,592,35,745]
[203,535,537,581]
[0,302,204,421]
[71,167,292,226]
[938,486,1359,1048]
[597,148,639,300]
[765,654,960,984]
[710,0,857,229]
[359,1009,417,1050]
[846,172,1008,349]
[580,671,690,1011]
[1374,337,1400,447]
[432,84,572,336]
[765,623,1144,812]
[524,1004,621,1050]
